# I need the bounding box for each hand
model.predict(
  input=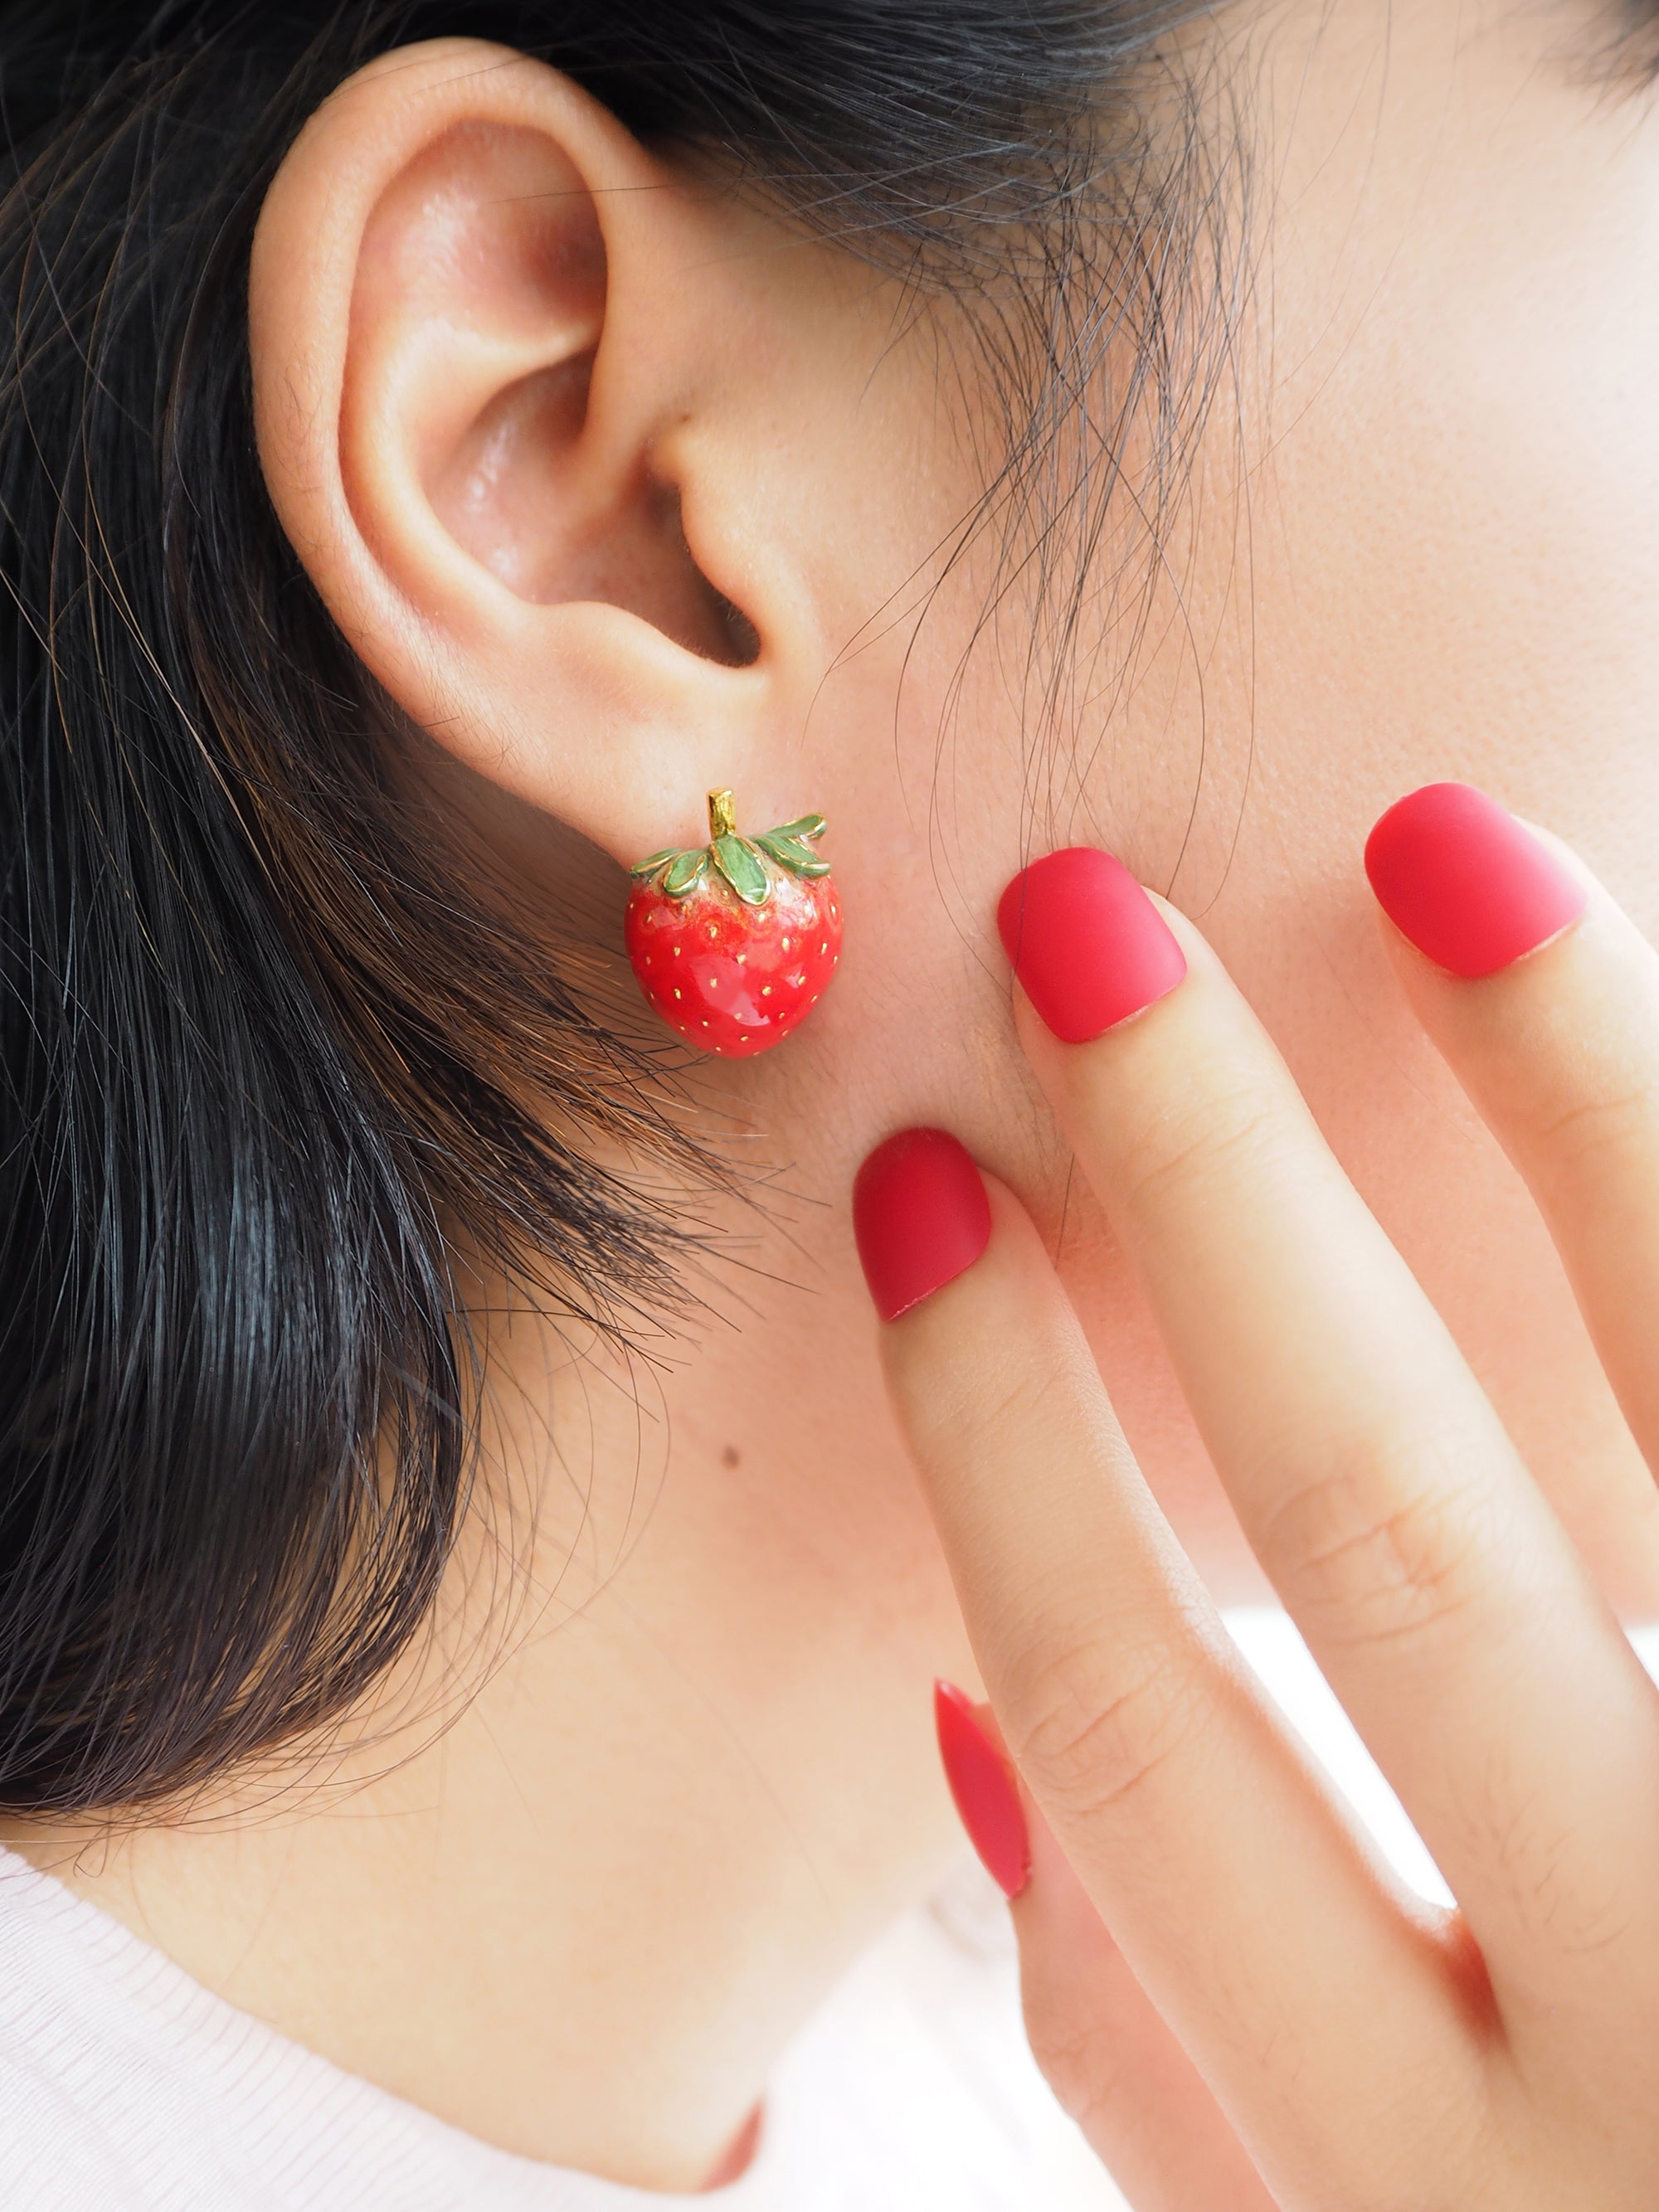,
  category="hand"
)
[853,787,1659,2210]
